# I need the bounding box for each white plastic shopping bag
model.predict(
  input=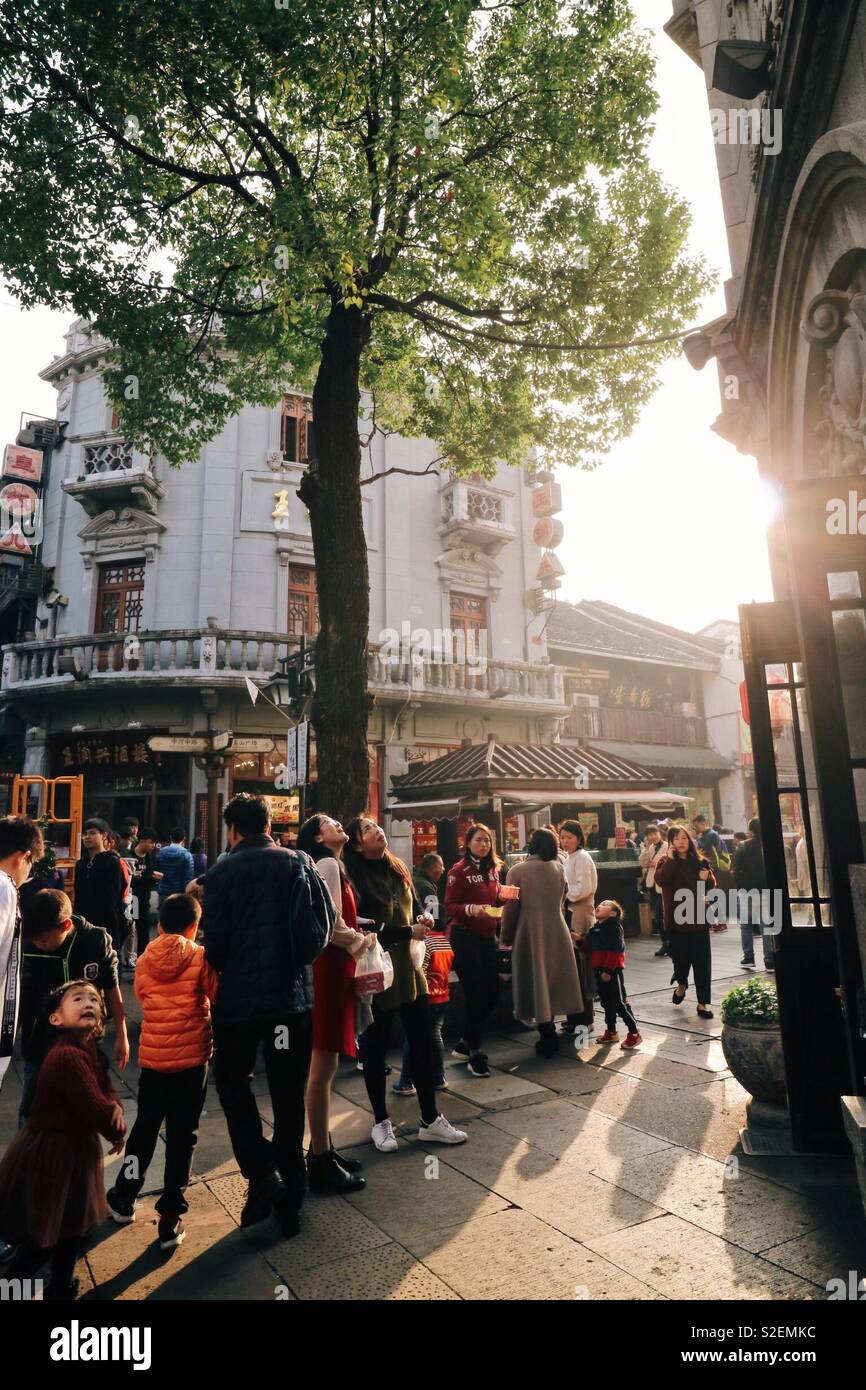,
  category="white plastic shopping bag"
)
[353,938,394,997]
